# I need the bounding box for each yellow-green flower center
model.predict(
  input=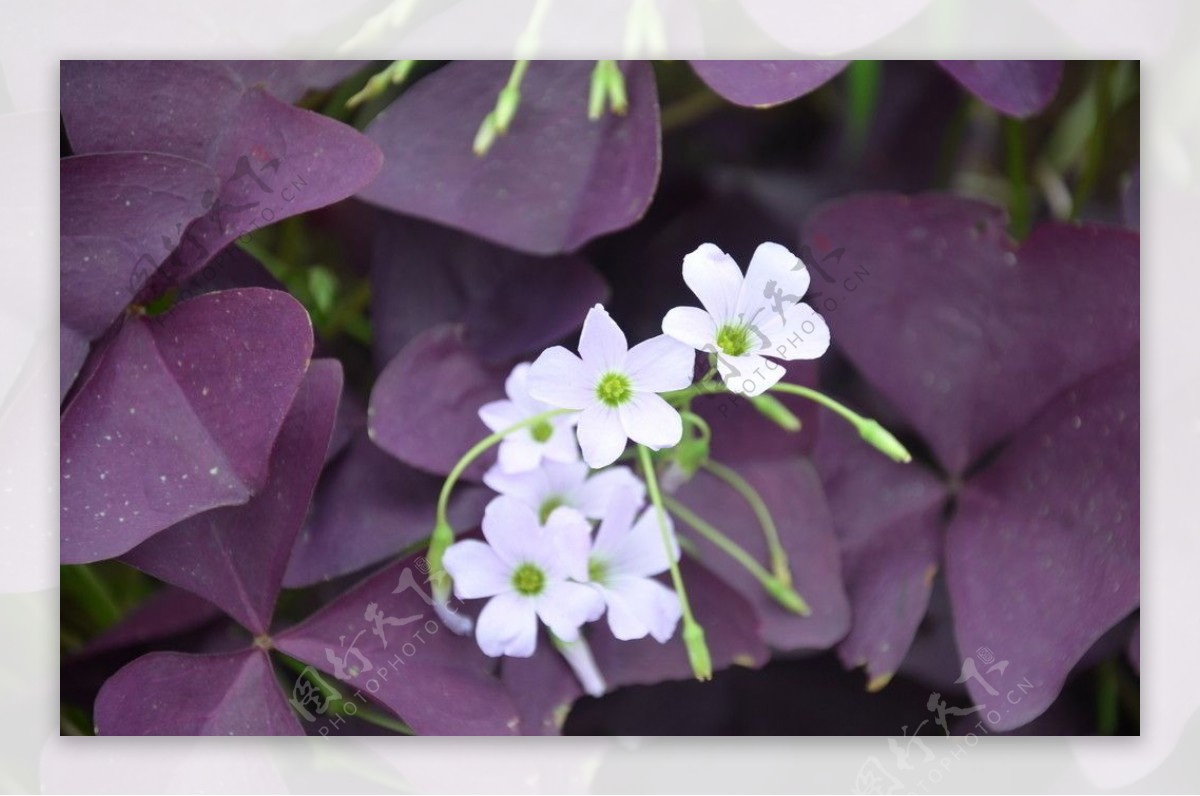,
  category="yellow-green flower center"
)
[595,371,633,407]
[587,557,608,584]
[511,562,546,596]
[537,496,566,525]
[529,419,554,443]
[716,323,754,357]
